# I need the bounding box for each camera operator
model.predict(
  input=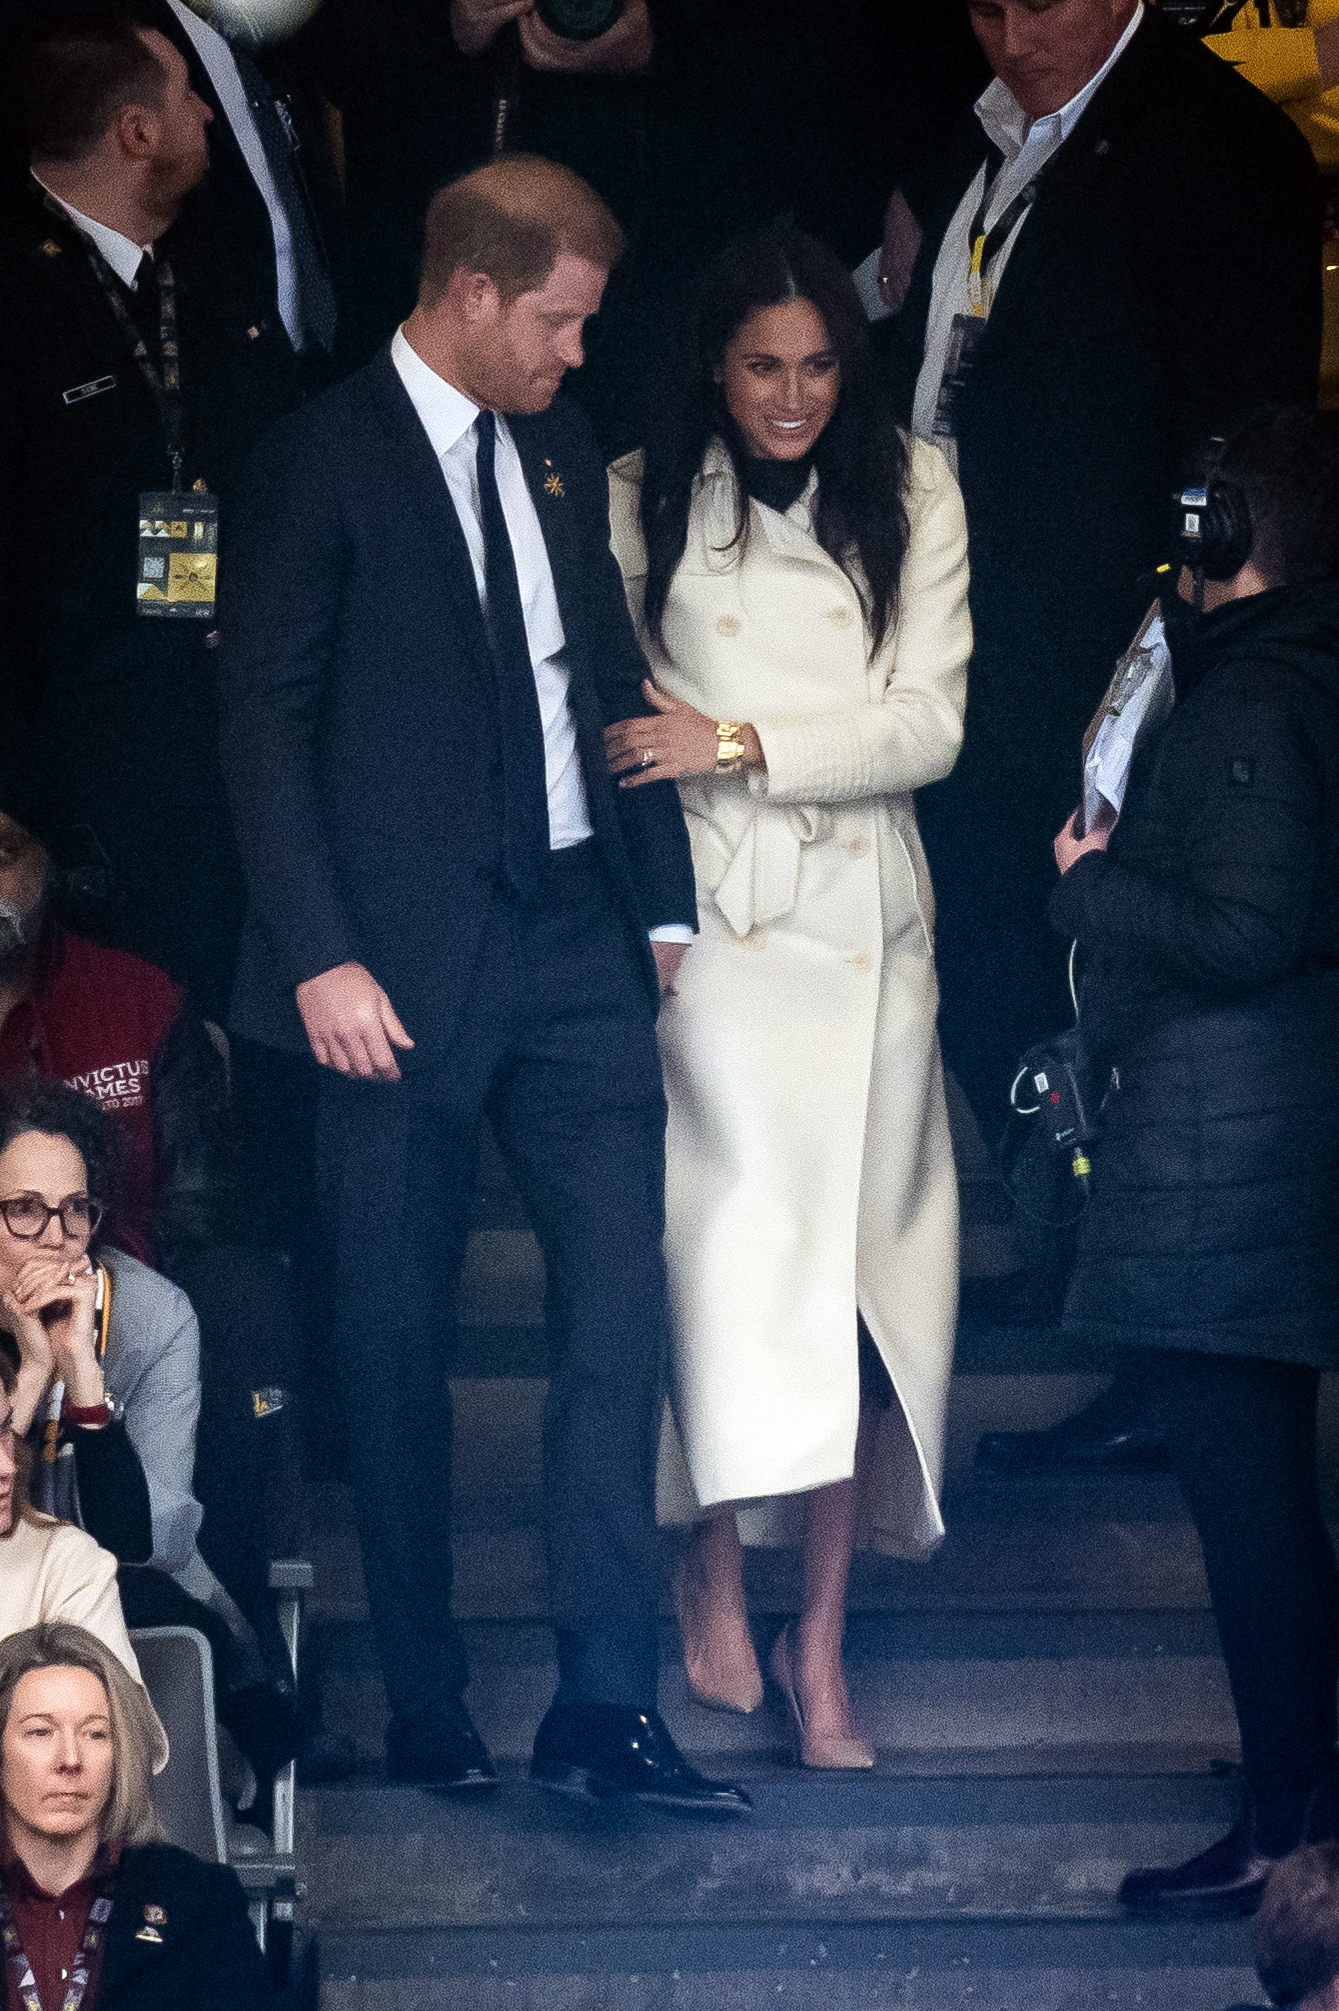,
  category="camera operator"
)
[1050,407,1339,1918]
